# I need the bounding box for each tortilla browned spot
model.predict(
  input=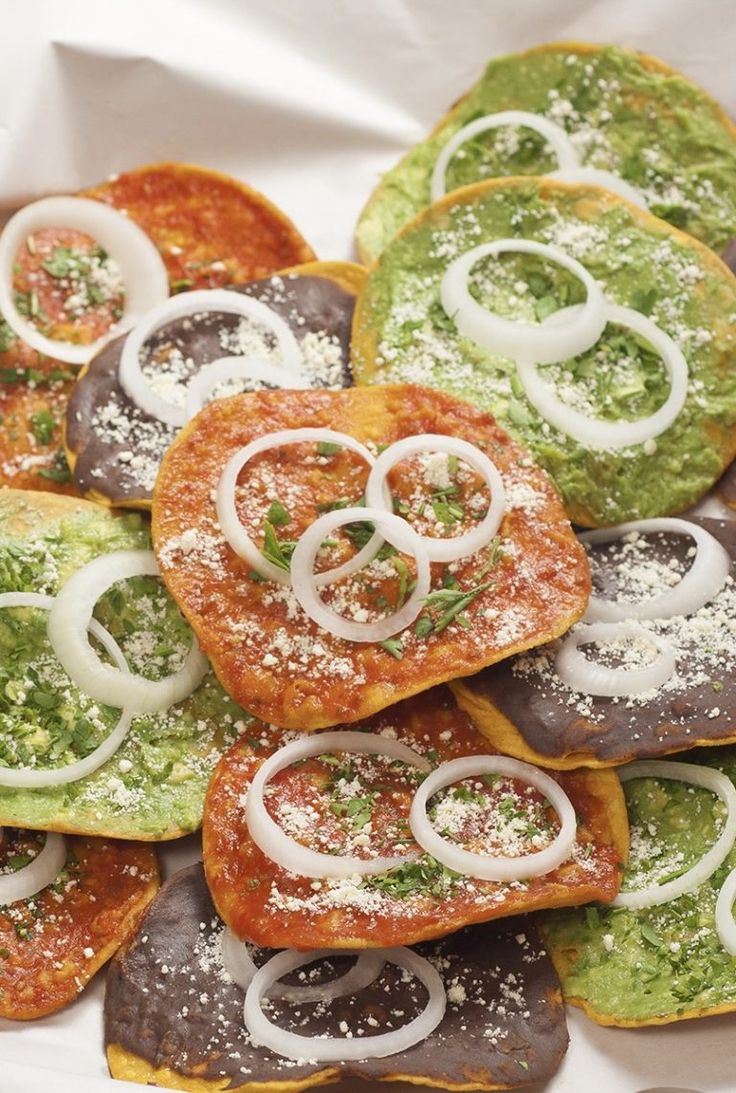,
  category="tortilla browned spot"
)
[105,862,569,1091]
[453,517,736,769]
